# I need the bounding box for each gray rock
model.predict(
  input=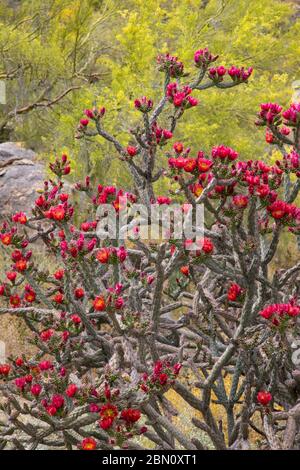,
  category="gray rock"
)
[0,142,44,218]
